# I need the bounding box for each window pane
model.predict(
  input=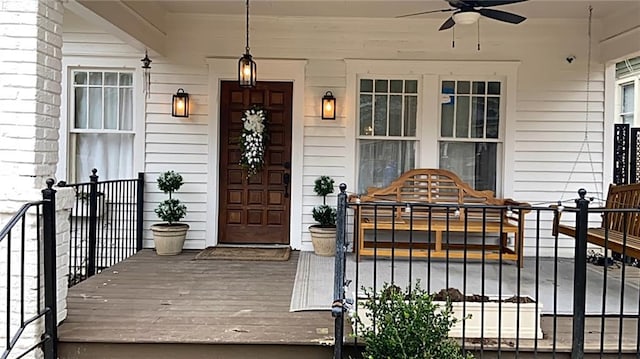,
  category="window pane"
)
[623,114,634,124]
[360,79,373,92]
[442,81,455,94]
[375,80,388,92]
[457,81,470,94]
[119,88,133,130]
[74,87,87,128]
[488,81,501,95]
[105,72,118,86]
[455,96,470,138]
[440,141,497,192]
[374,95,388,135]
[622,84,635,113]
[358,139,415,192]
[89,72,102,85]
[104,88,118,129]
[404,96,417,136]
[471,97,485,138]
[88,87,102,129]
[74,72,87,85]
[75,133,134,181]
[405,80,418,93]
[390,80,403,93]
[360,94,373,135]
[441,98,454,137]
[389,95,402,136]
[487,97,500,138]
[472,81,485,94]
[119,73,133,86]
